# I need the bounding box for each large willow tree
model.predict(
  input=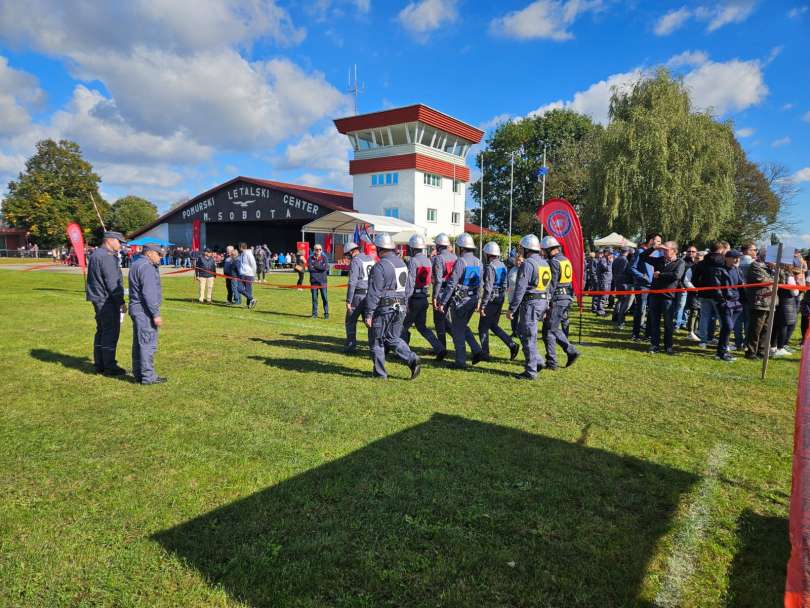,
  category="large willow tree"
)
[587,69,736,245]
